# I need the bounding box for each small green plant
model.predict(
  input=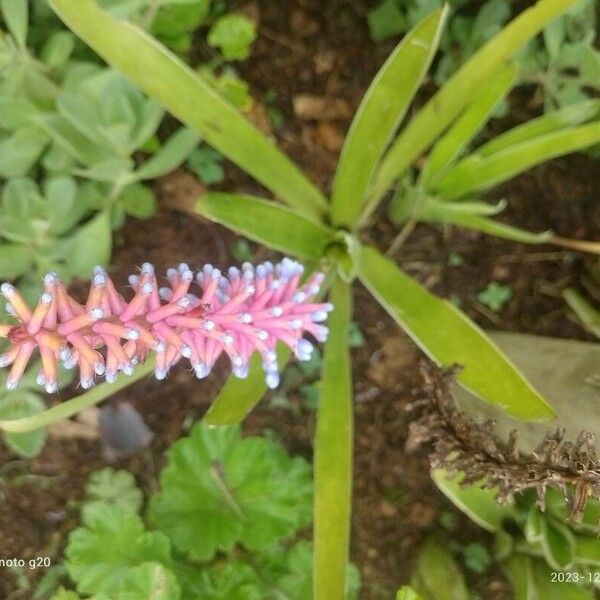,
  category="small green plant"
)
[519,0,600,110]
[44,423,360,599]
[187,144,225,185]
[477,281,513,312]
